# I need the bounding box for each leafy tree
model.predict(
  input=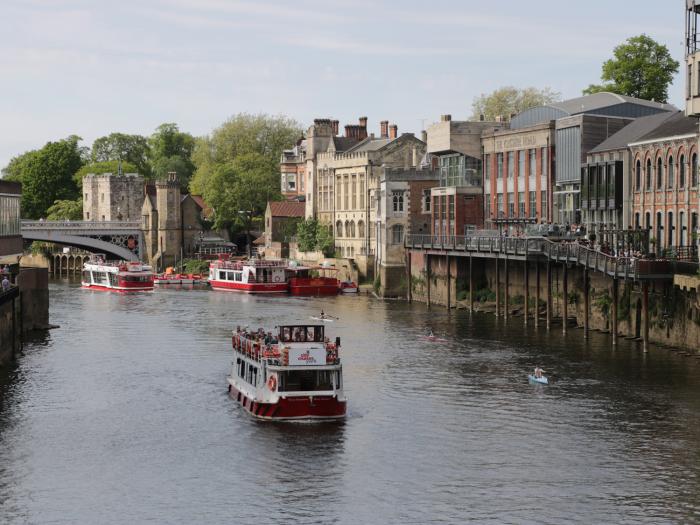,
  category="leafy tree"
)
[190,113,302,195]
[149,123,196,187]
[46,198,82,220]
[471,87,561,121]
[91,132,151,177]
[72,160,138,188]
[583,34,679,102]
[296,219,319,252]
[3,136,84,219]
[315,224,335,257]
